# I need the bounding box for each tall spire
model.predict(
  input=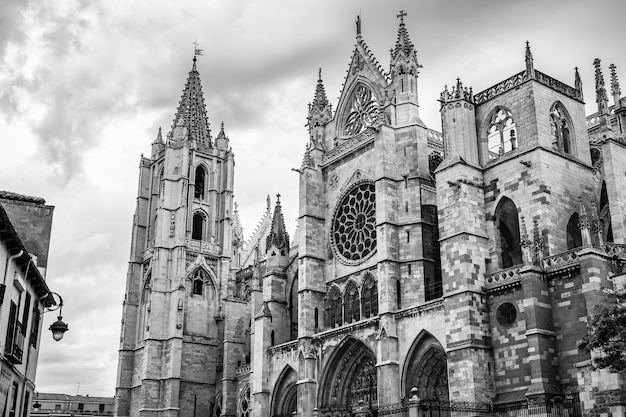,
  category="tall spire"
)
[265,194,290,255]
[391,10,414,60]
[594,58,609,115]
[171,55,212,148]
[574,67,584,101]
[610,63,621,107]
[312,68,329,111]
[525,41,535,78]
